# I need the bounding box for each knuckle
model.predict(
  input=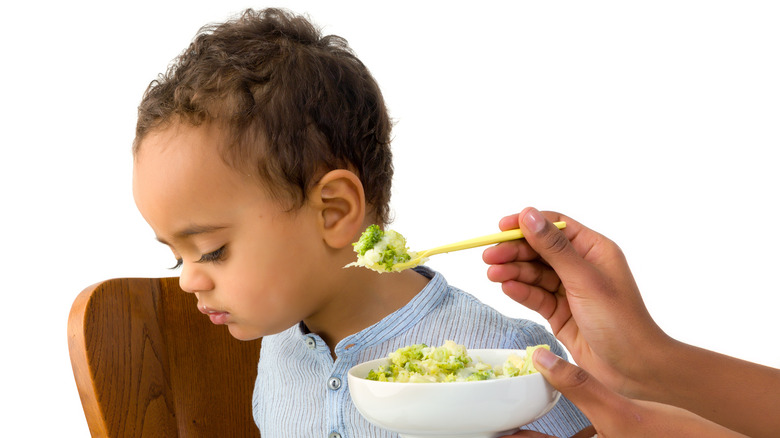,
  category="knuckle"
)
[570,366,591,388]
[540,226,571,257]
[531,267,546,287]
[558,362,592,391]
